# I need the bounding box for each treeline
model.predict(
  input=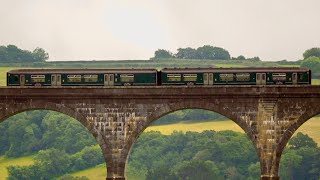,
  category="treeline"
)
[128,131,320,179]
[300,47,320,78]
[8,147,102,180]
[0,45,49,62]
[153,109,225,125]
[152,45,261,61]
[0,111,97,157]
